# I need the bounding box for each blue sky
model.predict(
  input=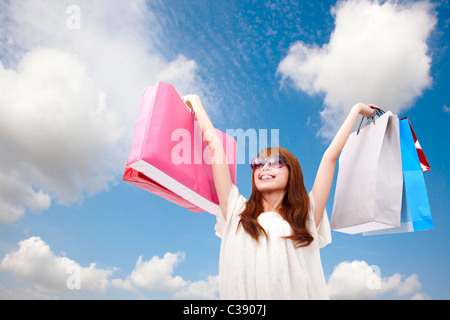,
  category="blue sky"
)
[0,0,449,299]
